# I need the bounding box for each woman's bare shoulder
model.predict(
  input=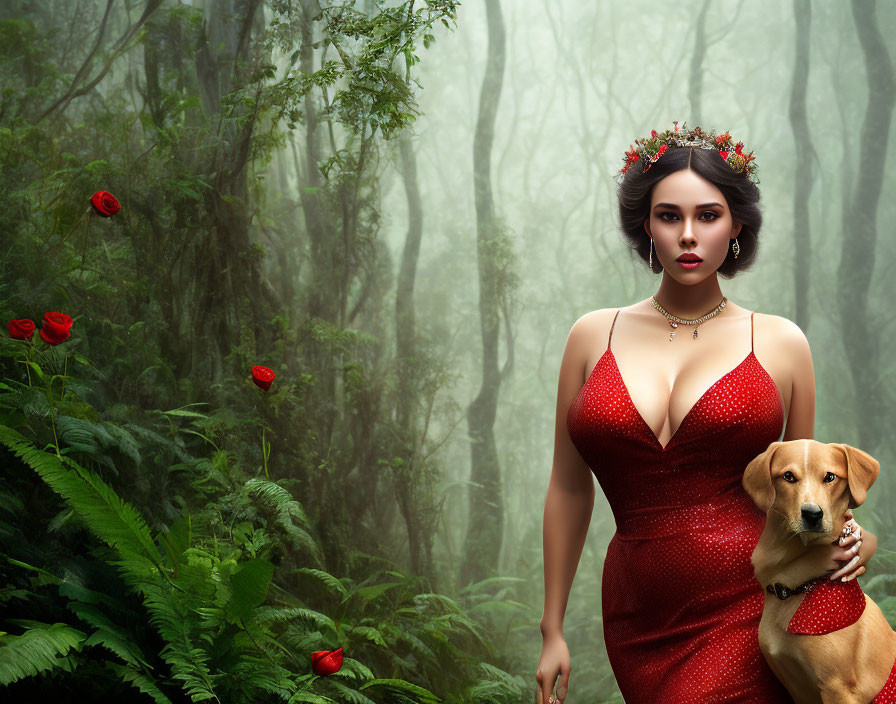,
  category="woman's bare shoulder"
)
[754,311,808,345]
[568,308,619,342]
[754,312,813,377]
